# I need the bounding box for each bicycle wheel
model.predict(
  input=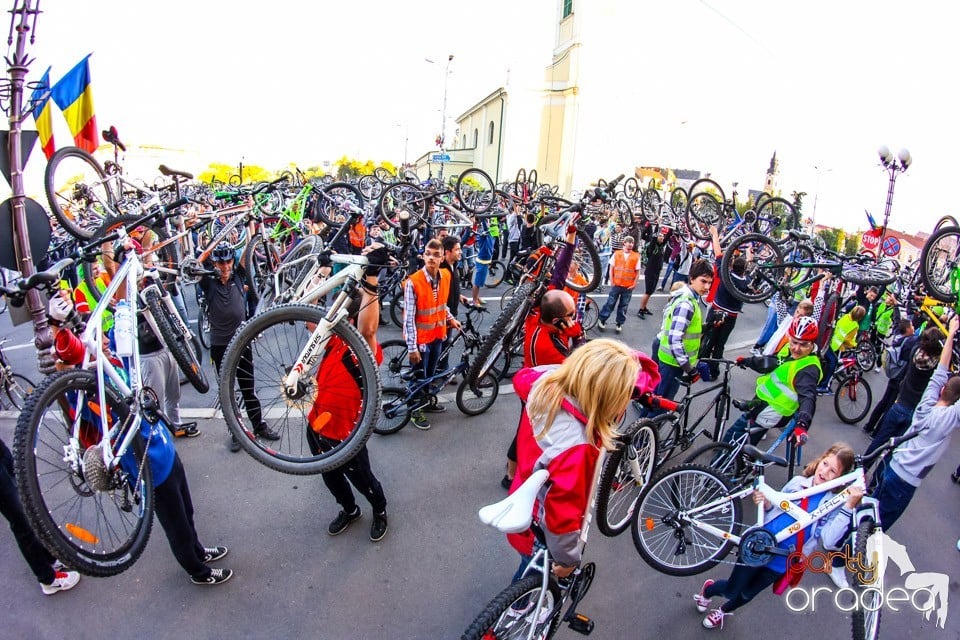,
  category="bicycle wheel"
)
[631,463,740,576]
[357,174,383,200]
[685,192,722,240]
[500,285,521,310]
[143,288,209,393]
[651,413,681,467]
[12,369,154,576]
[856,341,877,371]
[850,518,882,640]
[580,296,599,331]
[378,182,427,228]
[841,263,897,288]
[84,214,178,304]
[623,177,639,199]
[595,420,658,537]
[513,168,527,200]
[460,573,561,640]
[378,339,410,387]
[315,182,365,228]
[682,441,748,484]
[256,235,320,310]
[538,218,601,292]
[456,371,500,416]
[388,290,405,327]
[3,372,36,410]
[374,386,410,435]
[219,303,379,474]
[456,168,495,214]
[44,146,117,240]
[484,260,506,287]
[466,283,534,385]
[641,189,662,221]
[197,304,211,349]
[720,233,785,303]
[688,178,726,203]
[754,196,798,234]
[669,187,688,214]
[834,377,872,424]
[919,224,960,303]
